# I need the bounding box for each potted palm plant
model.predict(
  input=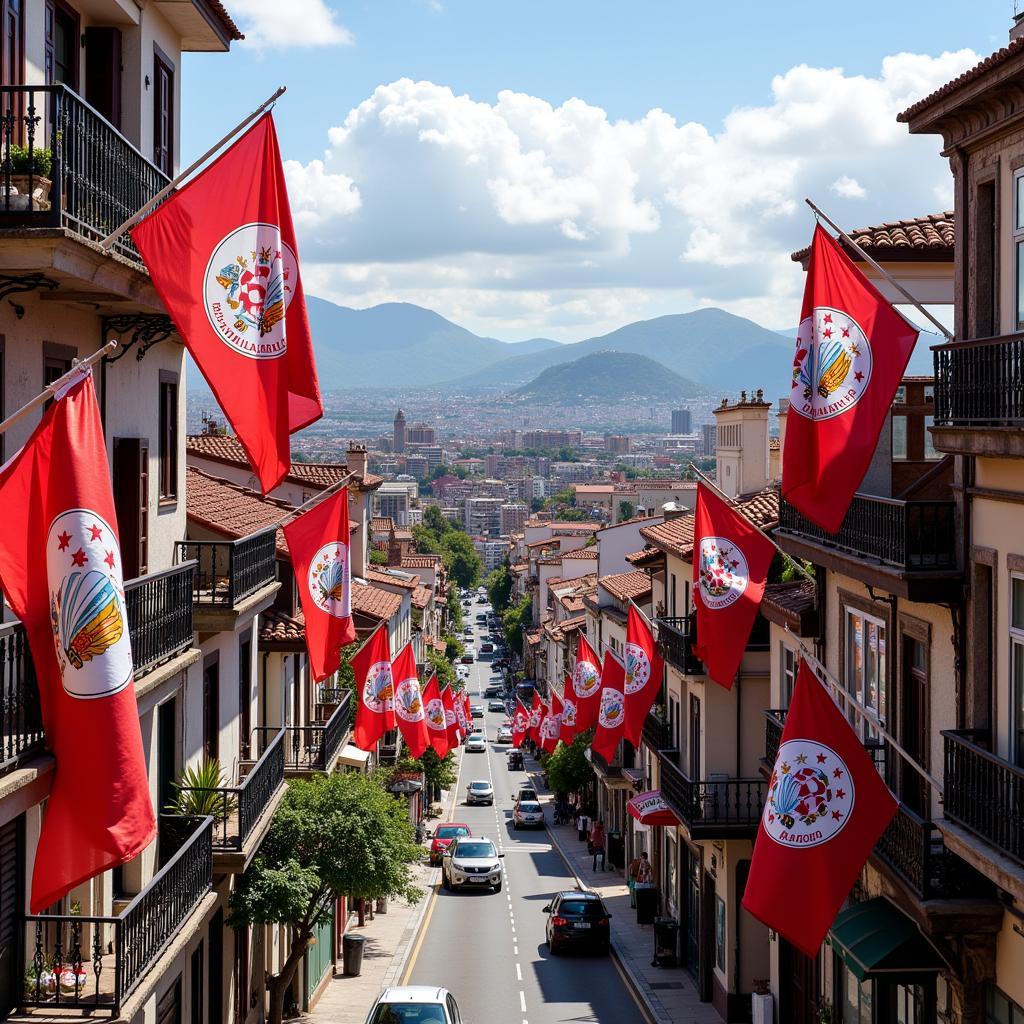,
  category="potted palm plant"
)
[167,758,237,820]
[5,146,53,210]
